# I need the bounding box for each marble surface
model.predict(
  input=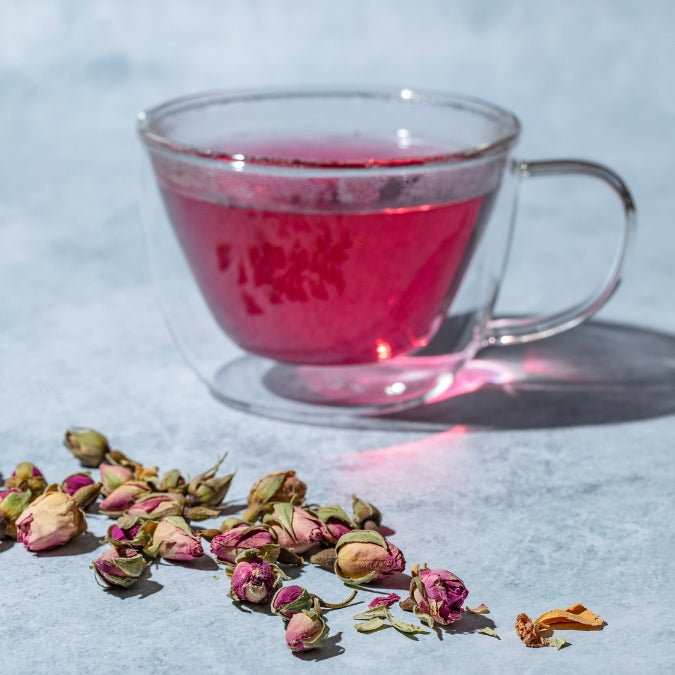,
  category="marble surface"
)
[1,1,673,672]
